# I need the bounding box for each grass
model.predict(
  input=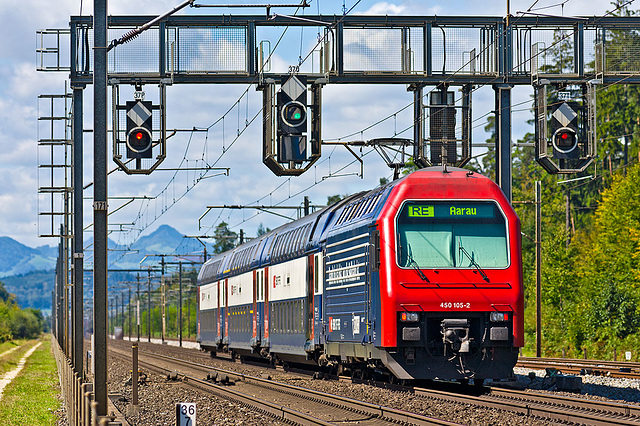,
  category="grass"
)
[0,339,34,376]
[0,336,61,426]
[0,339,26,354]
